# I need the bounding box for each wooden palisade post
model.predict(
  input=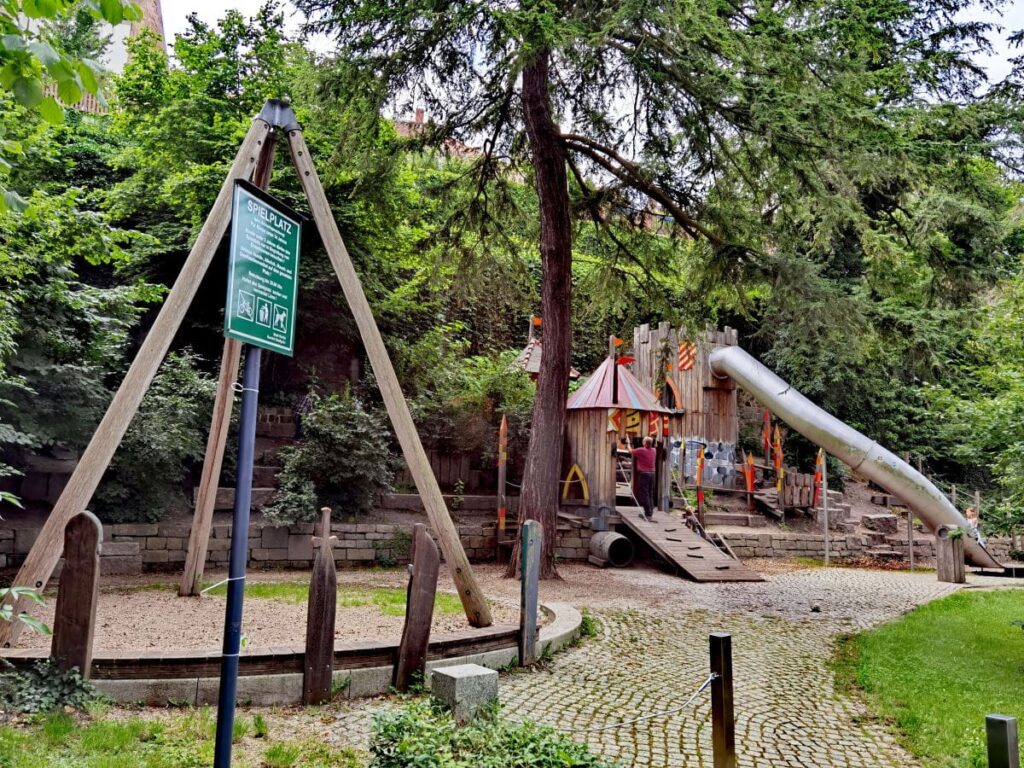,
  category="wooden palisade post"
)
[519,519,541,665]
[987,715,1020,768]
[0,117,273,647]
[303,507,338,705]
[51,512,102,678]
[394,524,440,692]
[285,126,492,628]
